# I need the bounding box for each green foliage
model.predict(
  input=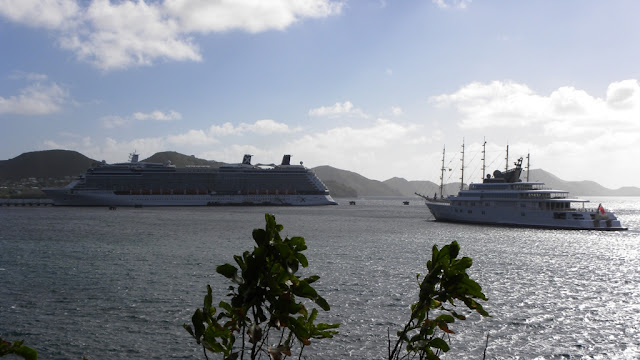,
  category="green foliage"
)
[0,337,38,360]
[388,241,489,360]
[185,213,339,359]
